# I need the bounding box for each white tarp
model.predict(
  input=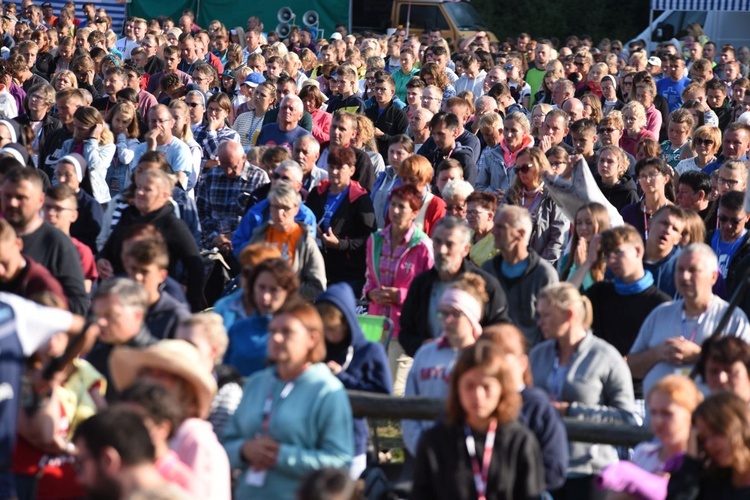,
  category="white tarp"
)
[651,0,750,11]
